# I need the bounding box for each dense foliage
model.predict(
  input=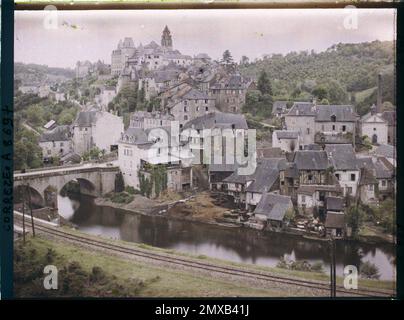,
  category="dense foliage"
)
[240,41,395,115]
